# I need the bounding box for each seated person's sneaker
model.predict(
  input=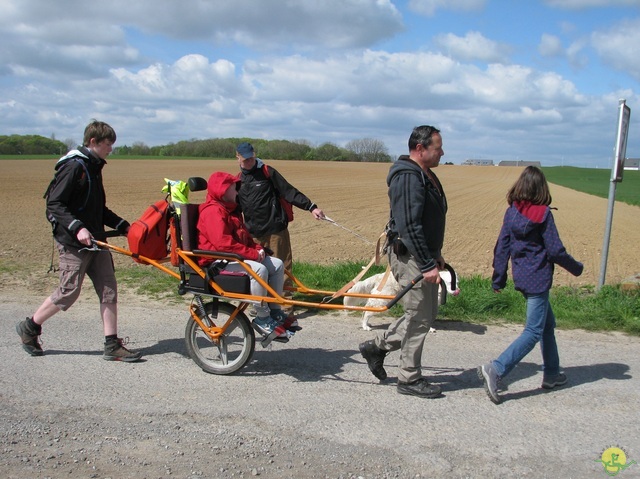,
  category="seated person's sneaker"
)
[252,316,287,338]
[270,309,302,331]
[252,316,276,334]
[269,309,286,323]
[287,319,301,330]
